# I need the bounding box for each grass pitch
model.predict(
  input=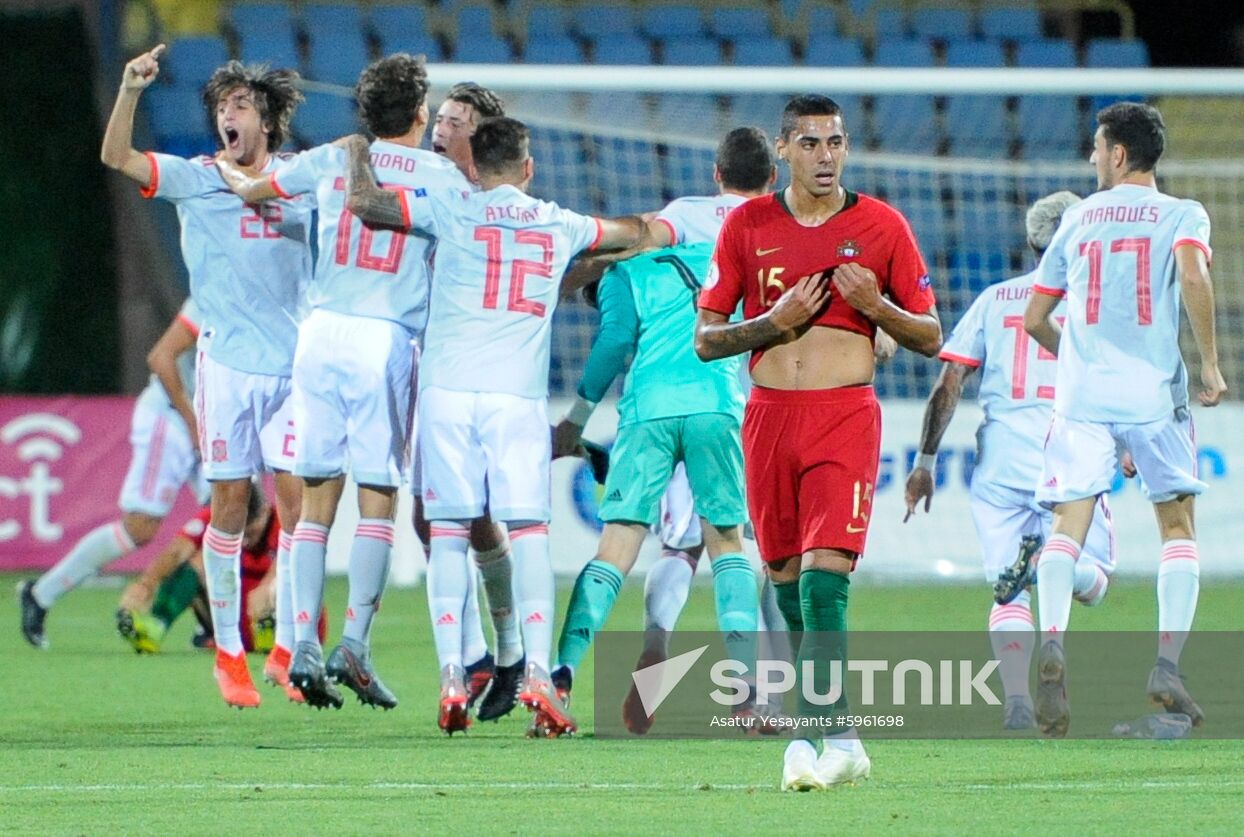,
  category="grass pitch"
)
[3,573,1242,834]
